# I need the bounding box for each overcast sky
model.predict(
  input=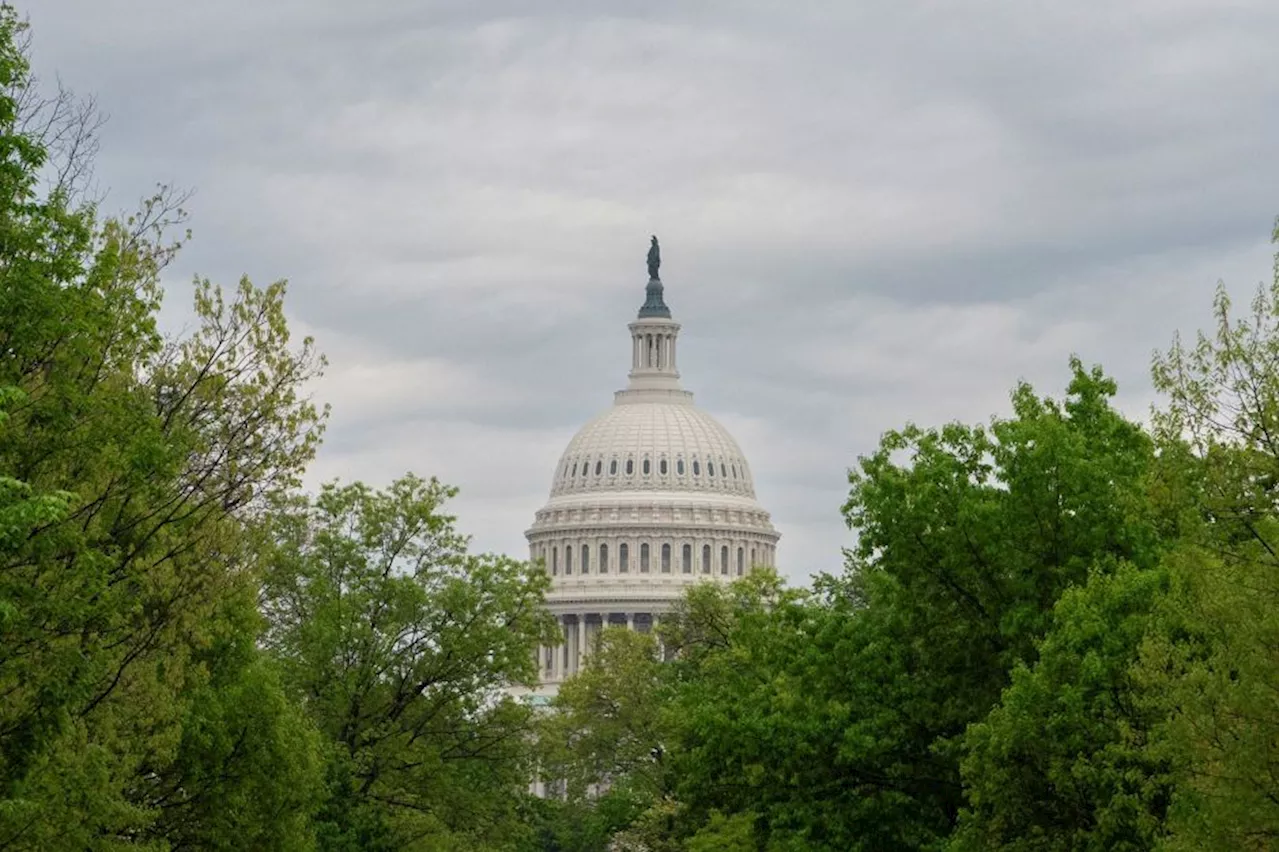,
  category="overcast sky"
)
[28,0,1278,584]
